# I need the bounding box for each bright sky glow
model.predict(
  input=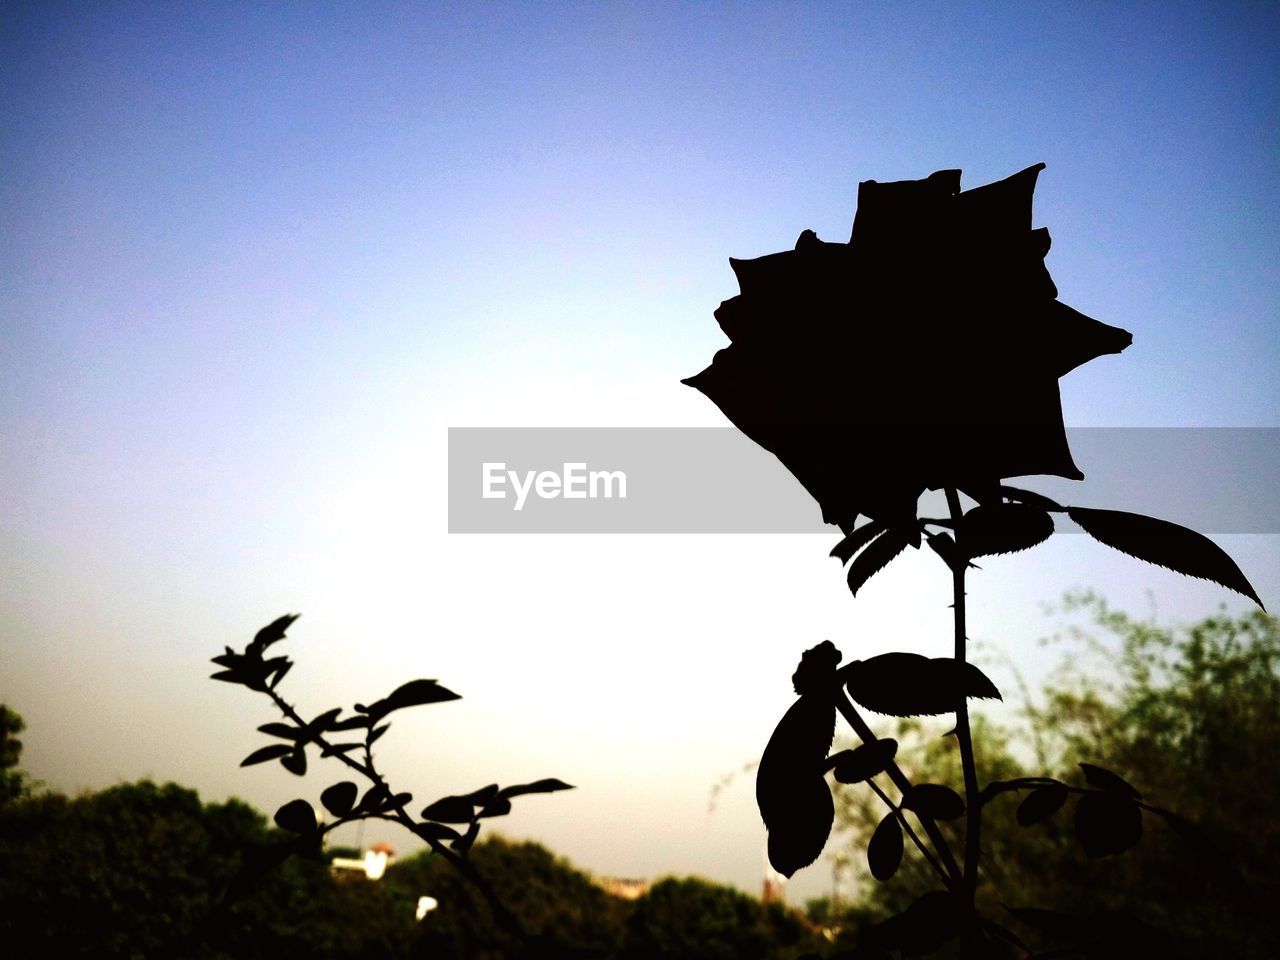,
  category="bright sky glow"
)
[2,2,1277,903]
